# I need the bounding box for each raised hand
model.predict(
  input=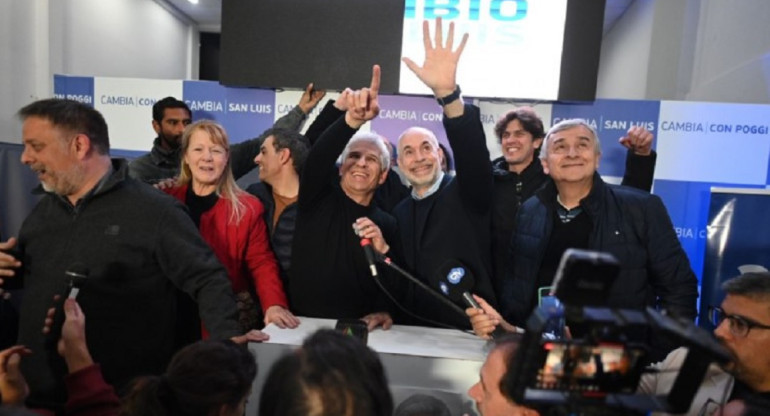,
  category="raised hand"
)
[299,82,326,115]
[58,298,94,373]
[619,126,653,156]
[402,18,468,97]
[344,65,382,129]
